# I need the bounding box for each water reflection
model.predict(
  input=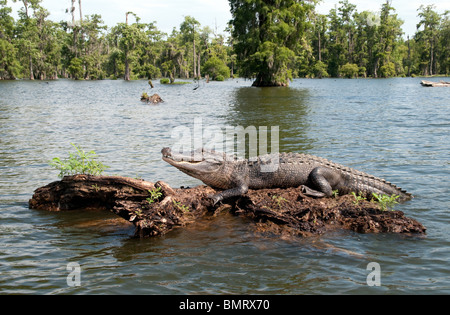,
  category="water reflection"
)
[227,87,314,153]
